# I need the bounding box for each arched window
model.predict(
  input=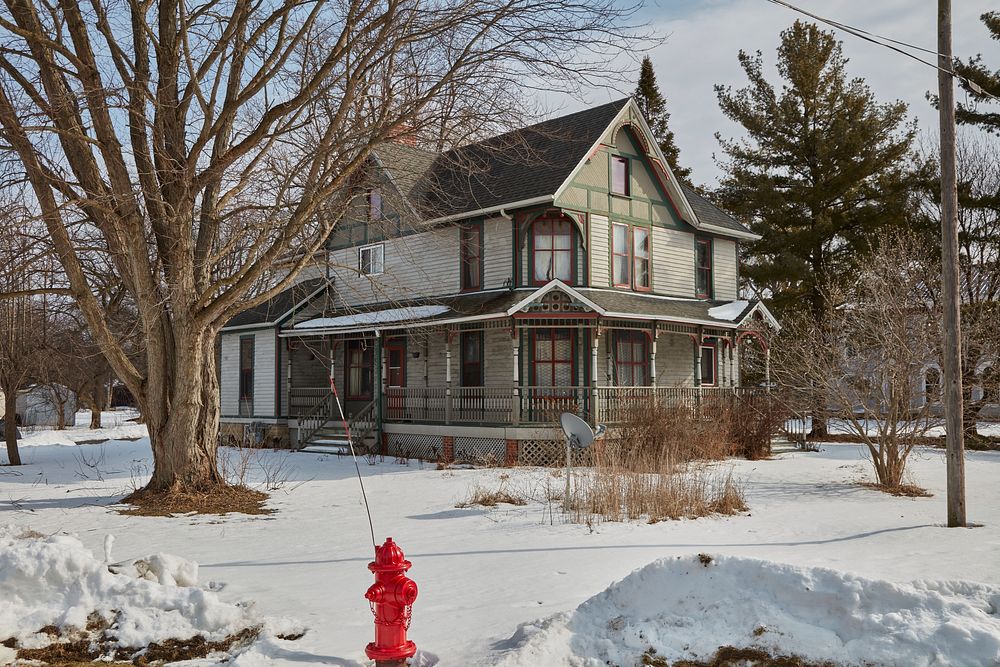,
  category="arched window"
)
[532,217,574,284]
[925,367,941,403]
